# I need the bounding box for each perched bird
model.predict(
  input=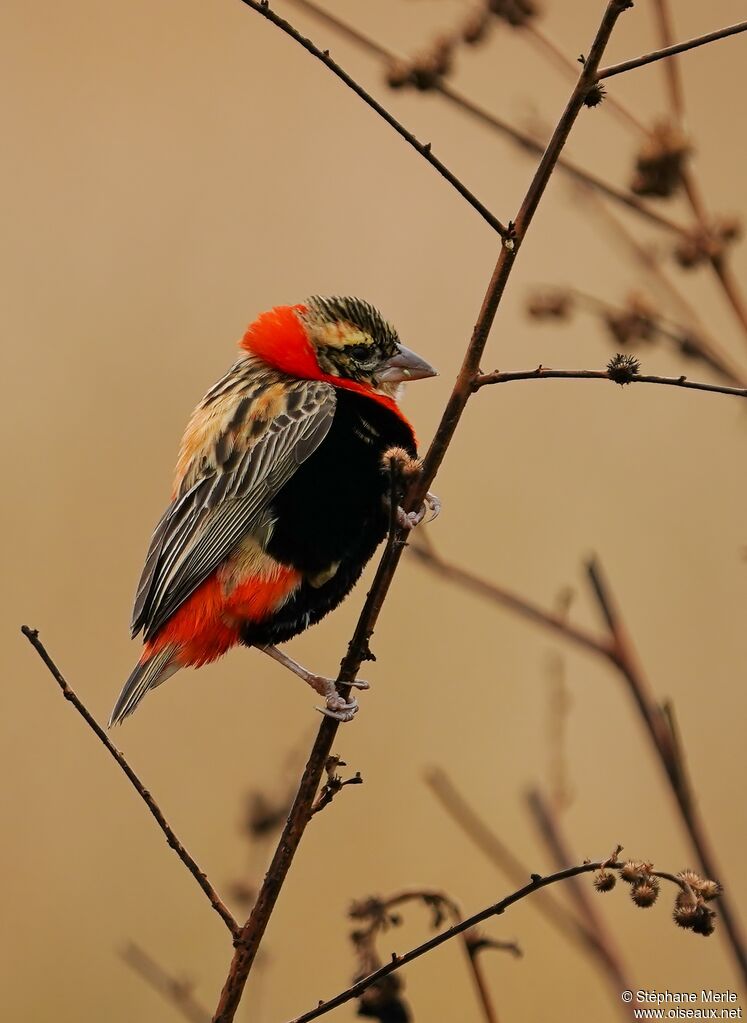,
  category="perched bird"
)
[108,297,437,727]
